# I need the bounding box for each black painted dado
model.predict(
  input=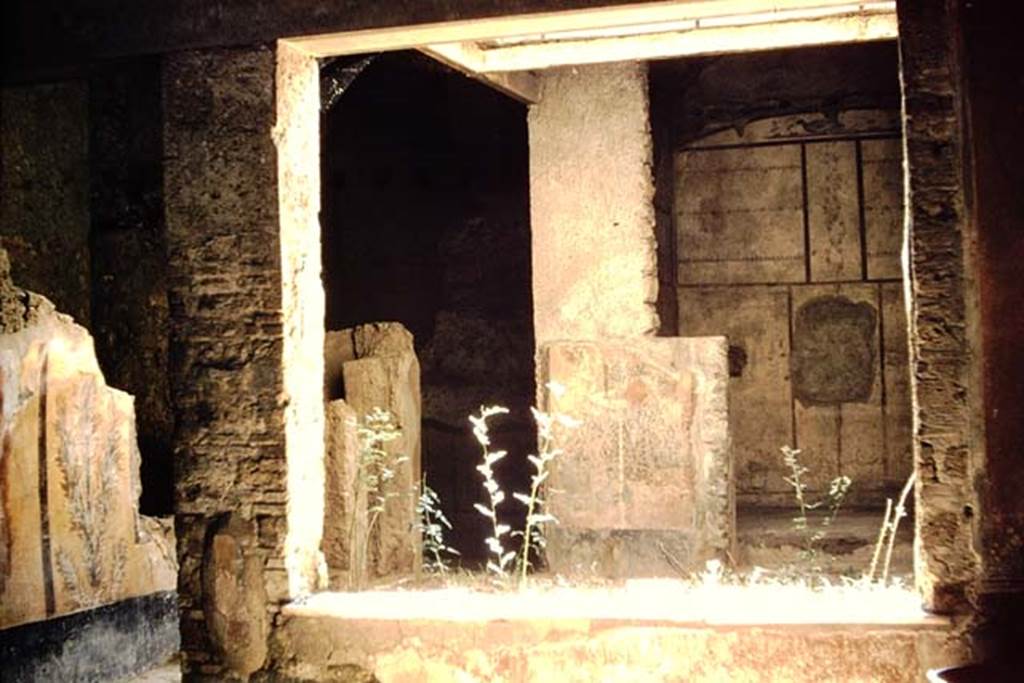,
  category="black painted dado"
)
[0,591,178,682]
